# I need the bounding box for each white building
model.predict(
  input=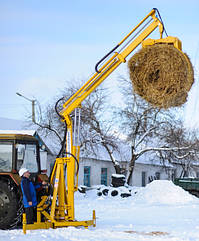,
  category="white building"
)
[77,148,199,187]
[77,154,174,187]
[1,117,199,187]
[78,157,116,187]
